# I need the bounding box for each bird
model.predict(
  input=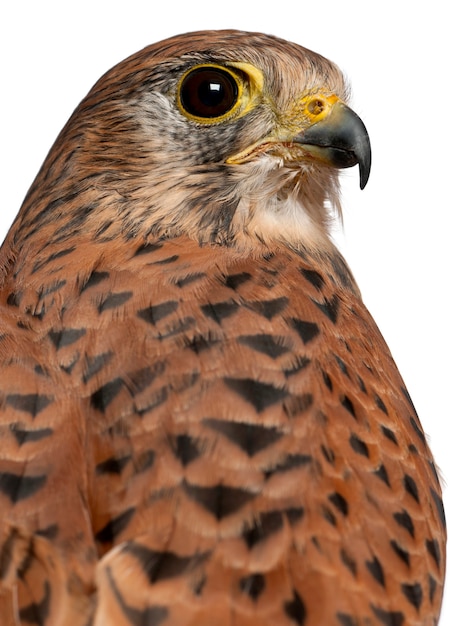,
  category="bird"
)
[0,30,445,626]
